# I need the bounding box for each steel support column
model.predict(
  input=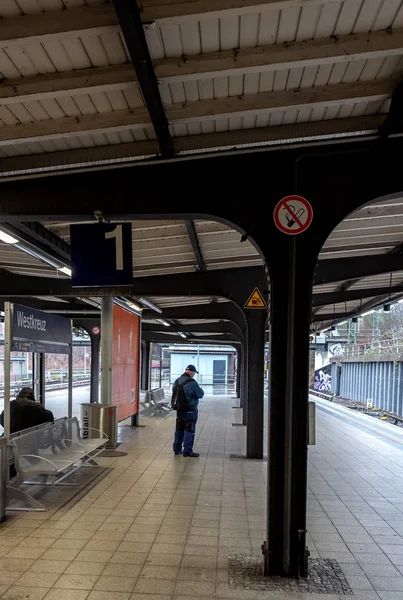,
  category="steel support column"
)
[101,297,113,405]
[236,347,241,399]
[90,334,100,404]
[241,344,248,423]
[265,239,314,578]
[141,341,151,390]
[245,311,266,459]
[34,353,45,406]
